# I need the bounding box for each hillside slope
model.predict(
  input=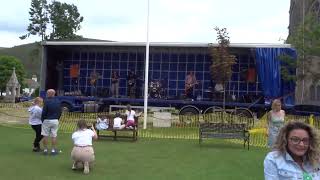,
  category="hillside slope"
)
[0,43,41,77]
